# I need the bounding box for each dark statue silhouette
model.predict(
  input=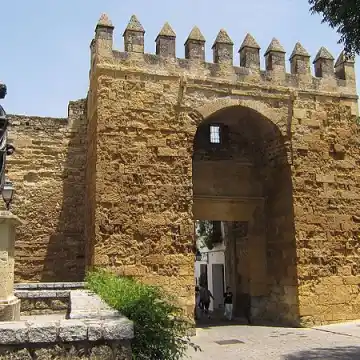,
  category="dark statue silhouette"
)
[0,82,15,194]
